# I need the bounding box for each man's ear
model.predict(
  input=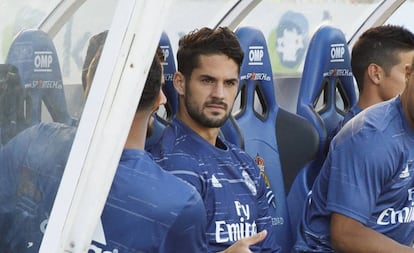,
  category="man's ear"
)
[405,63,411,85]
[367,63,382,85]
[173,71,185,95]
